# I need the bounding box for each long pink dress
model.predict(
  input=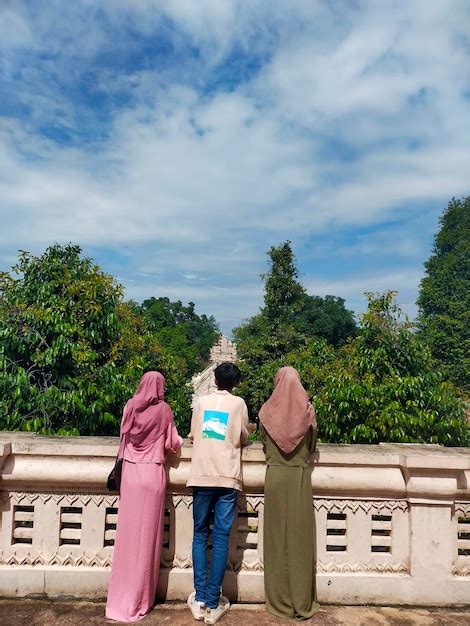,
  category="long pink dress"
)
[106,372,183,623]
